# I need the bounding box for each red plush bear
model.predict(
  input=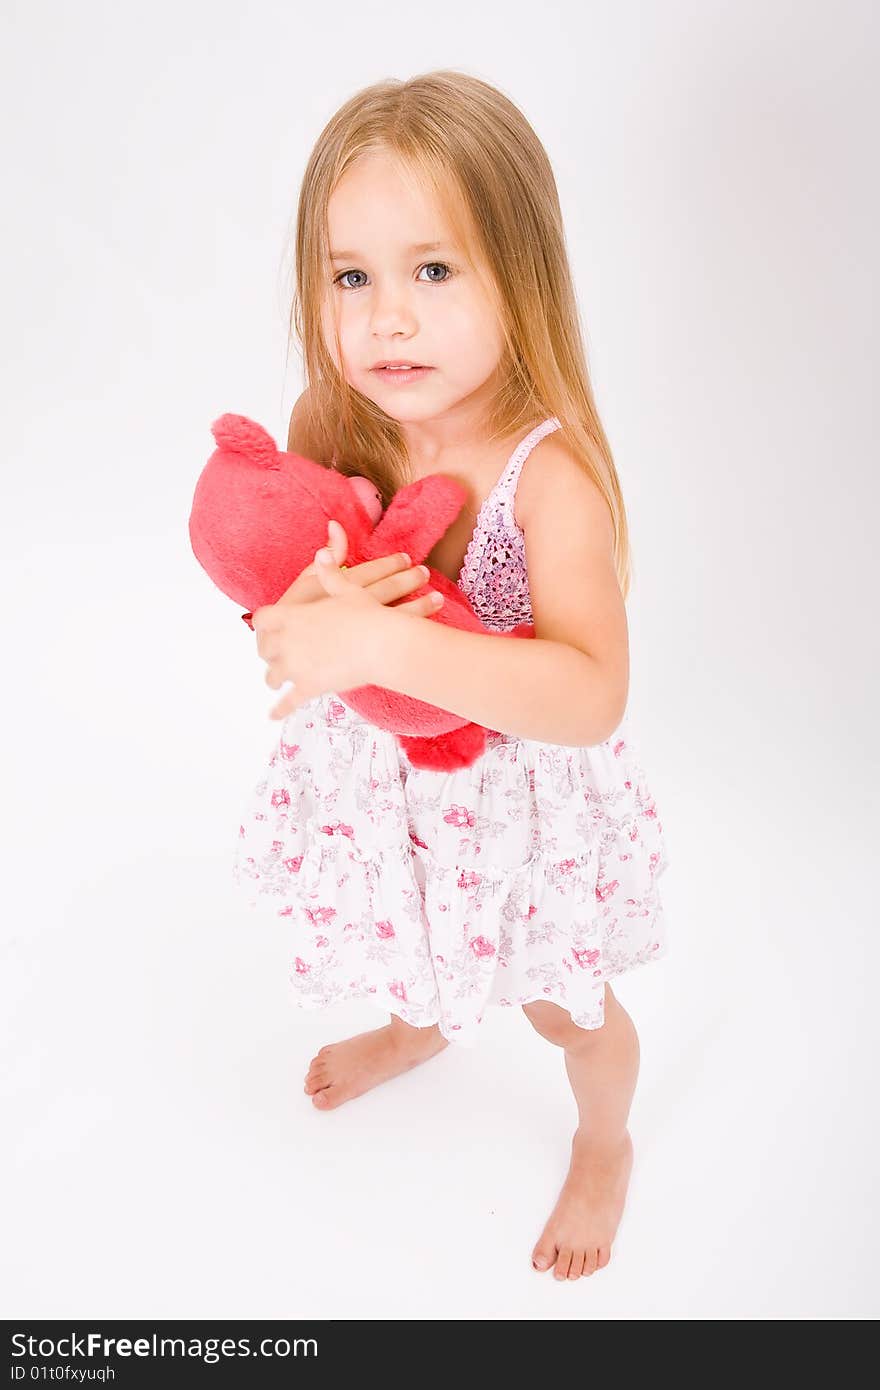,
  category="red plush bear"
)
[189,413,534,770]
